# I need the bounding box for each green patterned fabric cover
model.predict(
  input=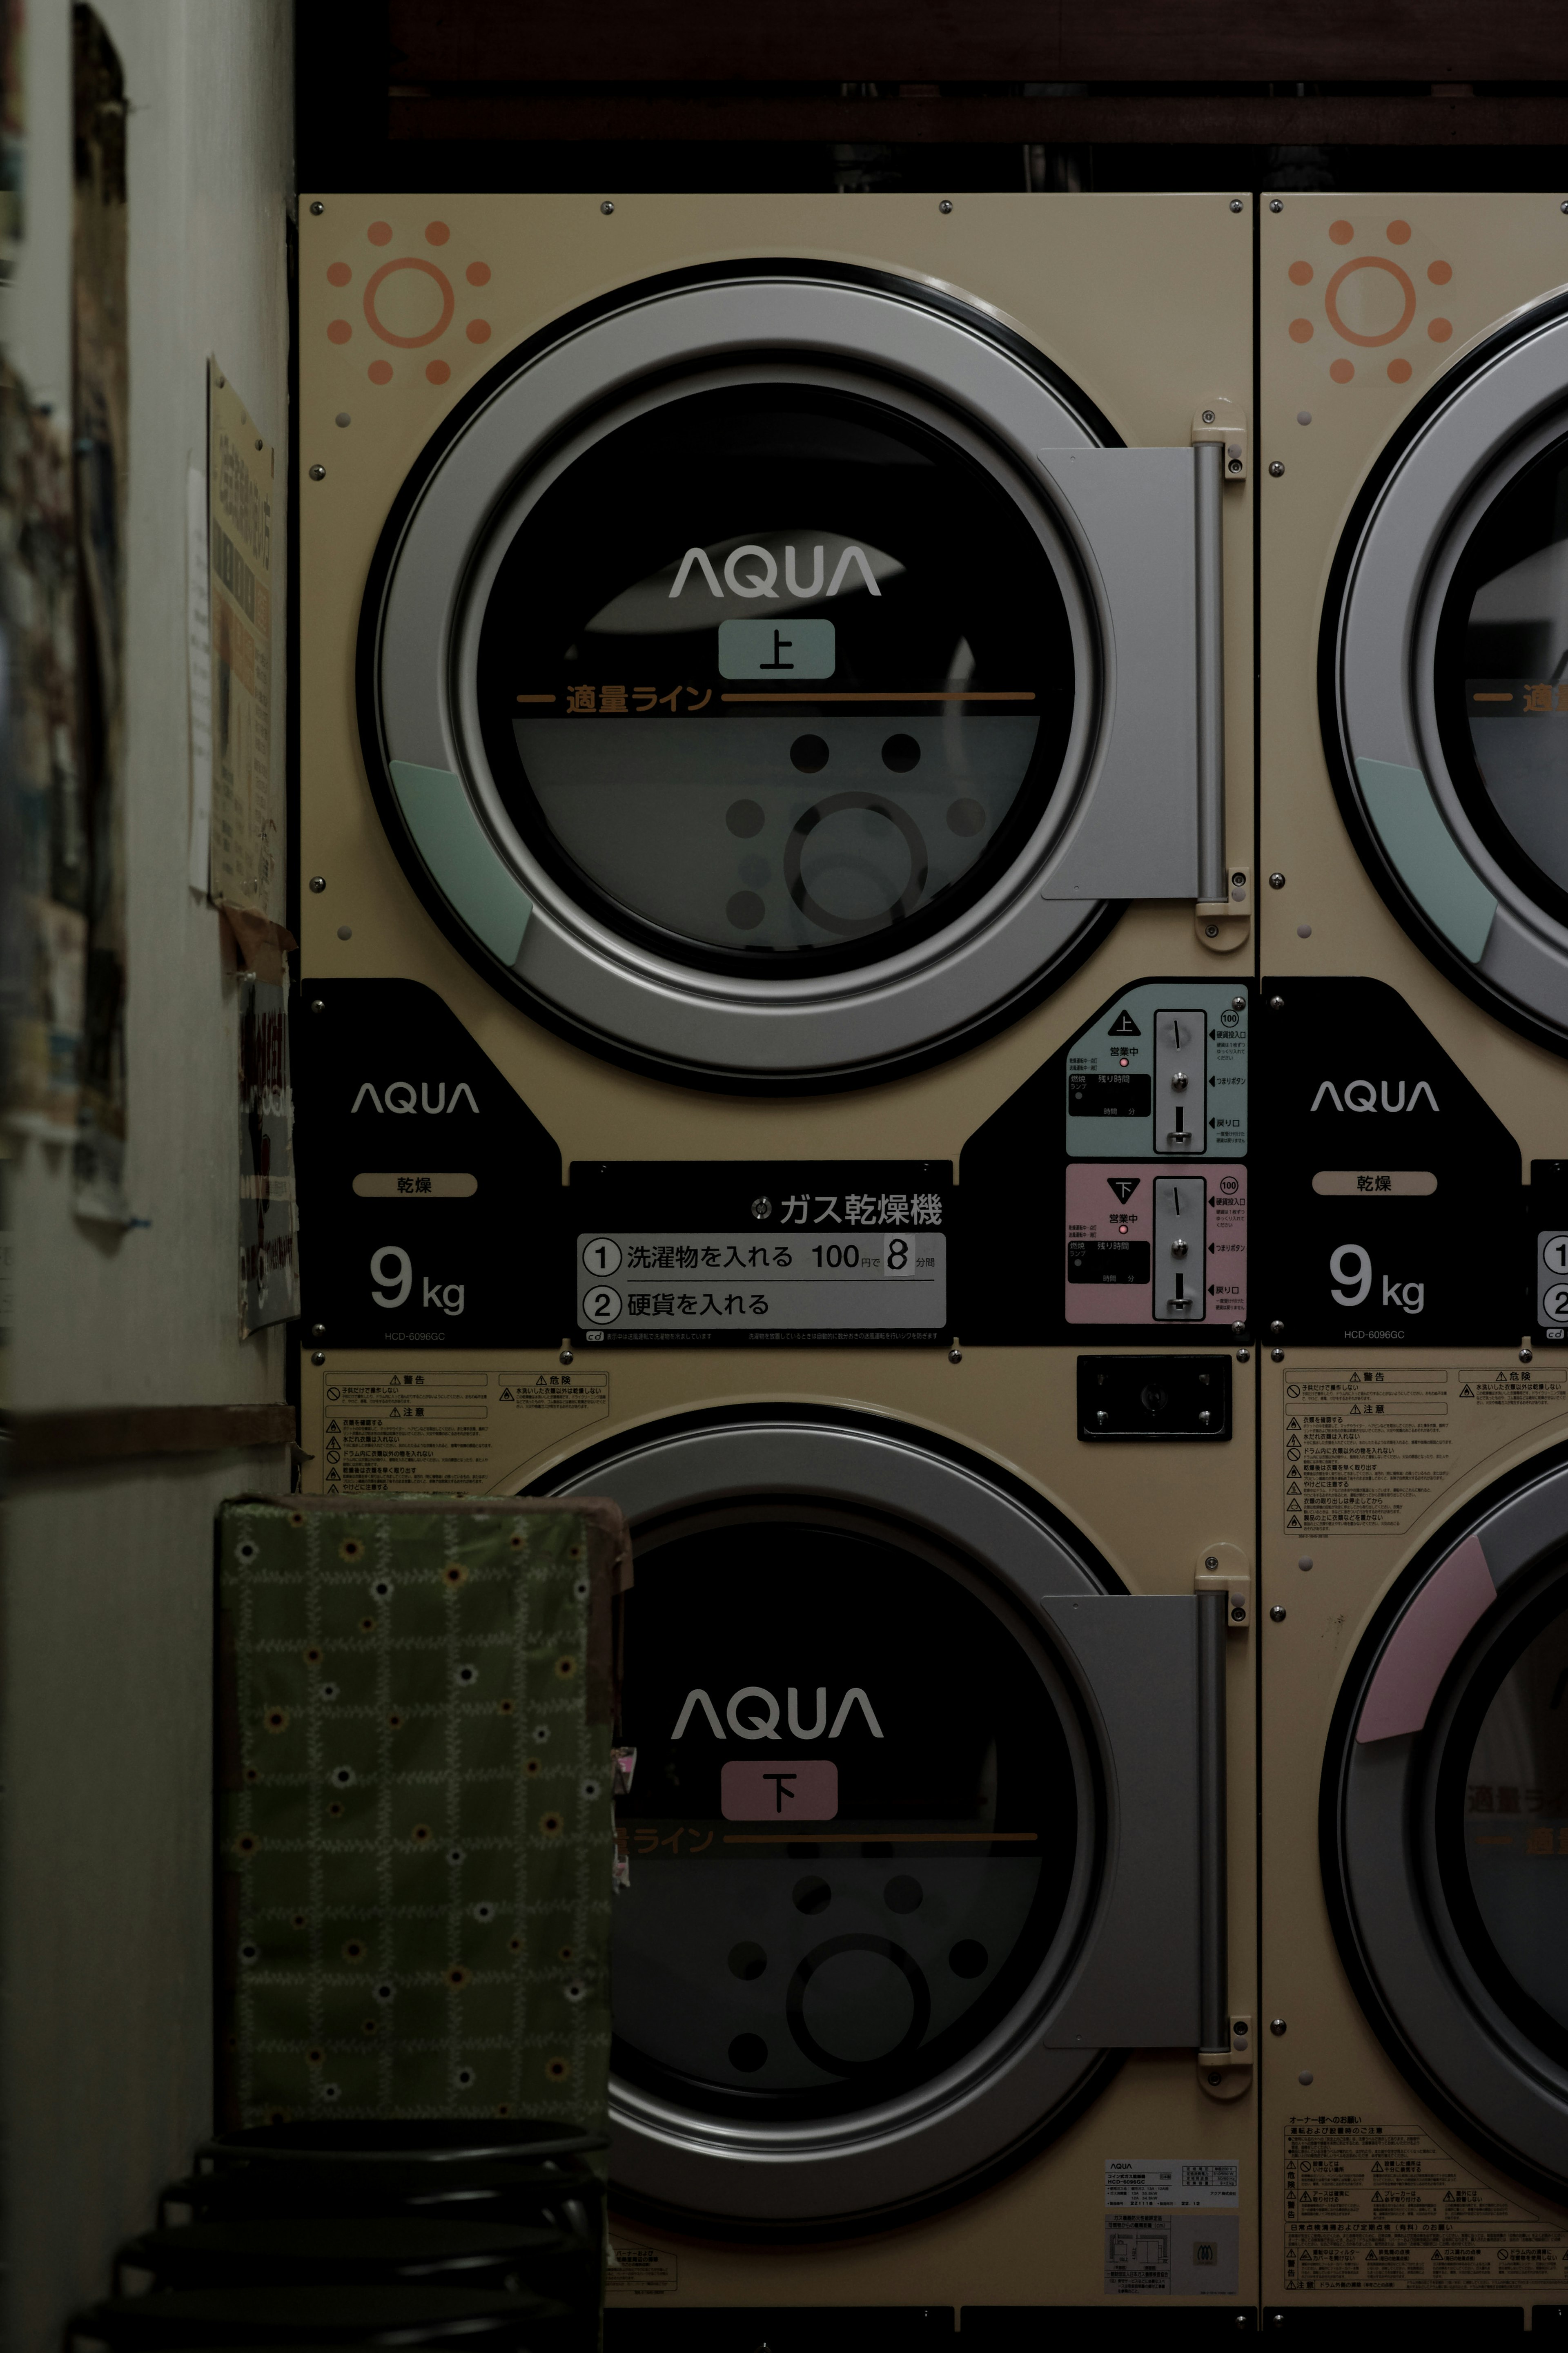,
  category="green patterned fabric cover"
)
[217,1494,626,2131]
